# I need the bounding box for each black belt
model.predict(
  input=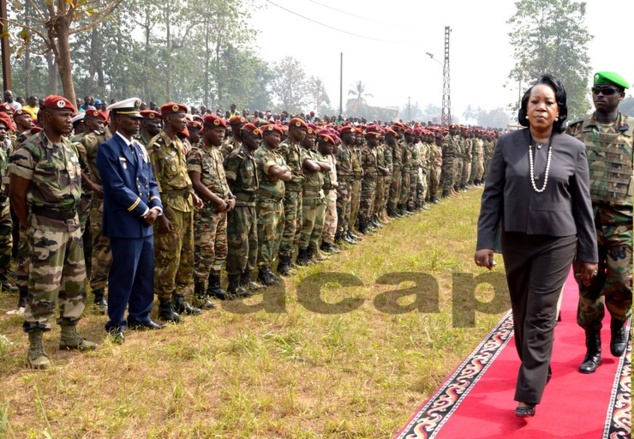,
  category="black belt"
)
[162,189,191,197]
[31,206,77,220]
